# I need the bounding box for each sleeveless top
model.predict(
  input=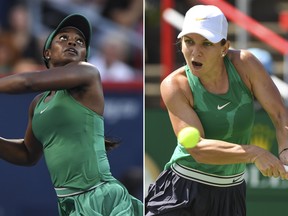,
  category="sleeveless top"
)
[165,56,255,176]
[32,90,114,189]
